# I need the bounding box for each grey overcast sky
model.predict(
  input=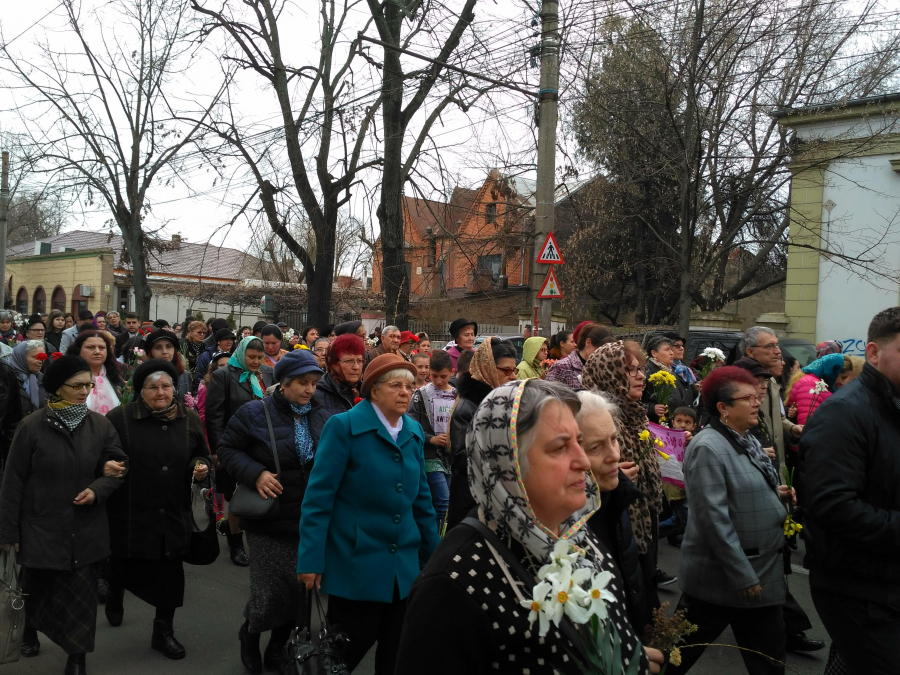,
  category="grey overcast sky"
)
[0,0,553,263]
